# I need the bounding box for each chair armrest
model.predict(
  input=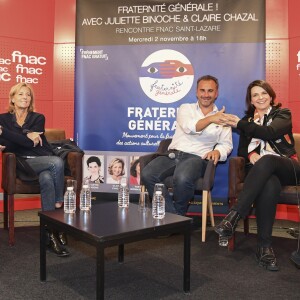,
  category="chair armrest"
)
[228,157,246,200]
[1,152,17,194]
[202,159,216,190]
[66,151,83,190]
